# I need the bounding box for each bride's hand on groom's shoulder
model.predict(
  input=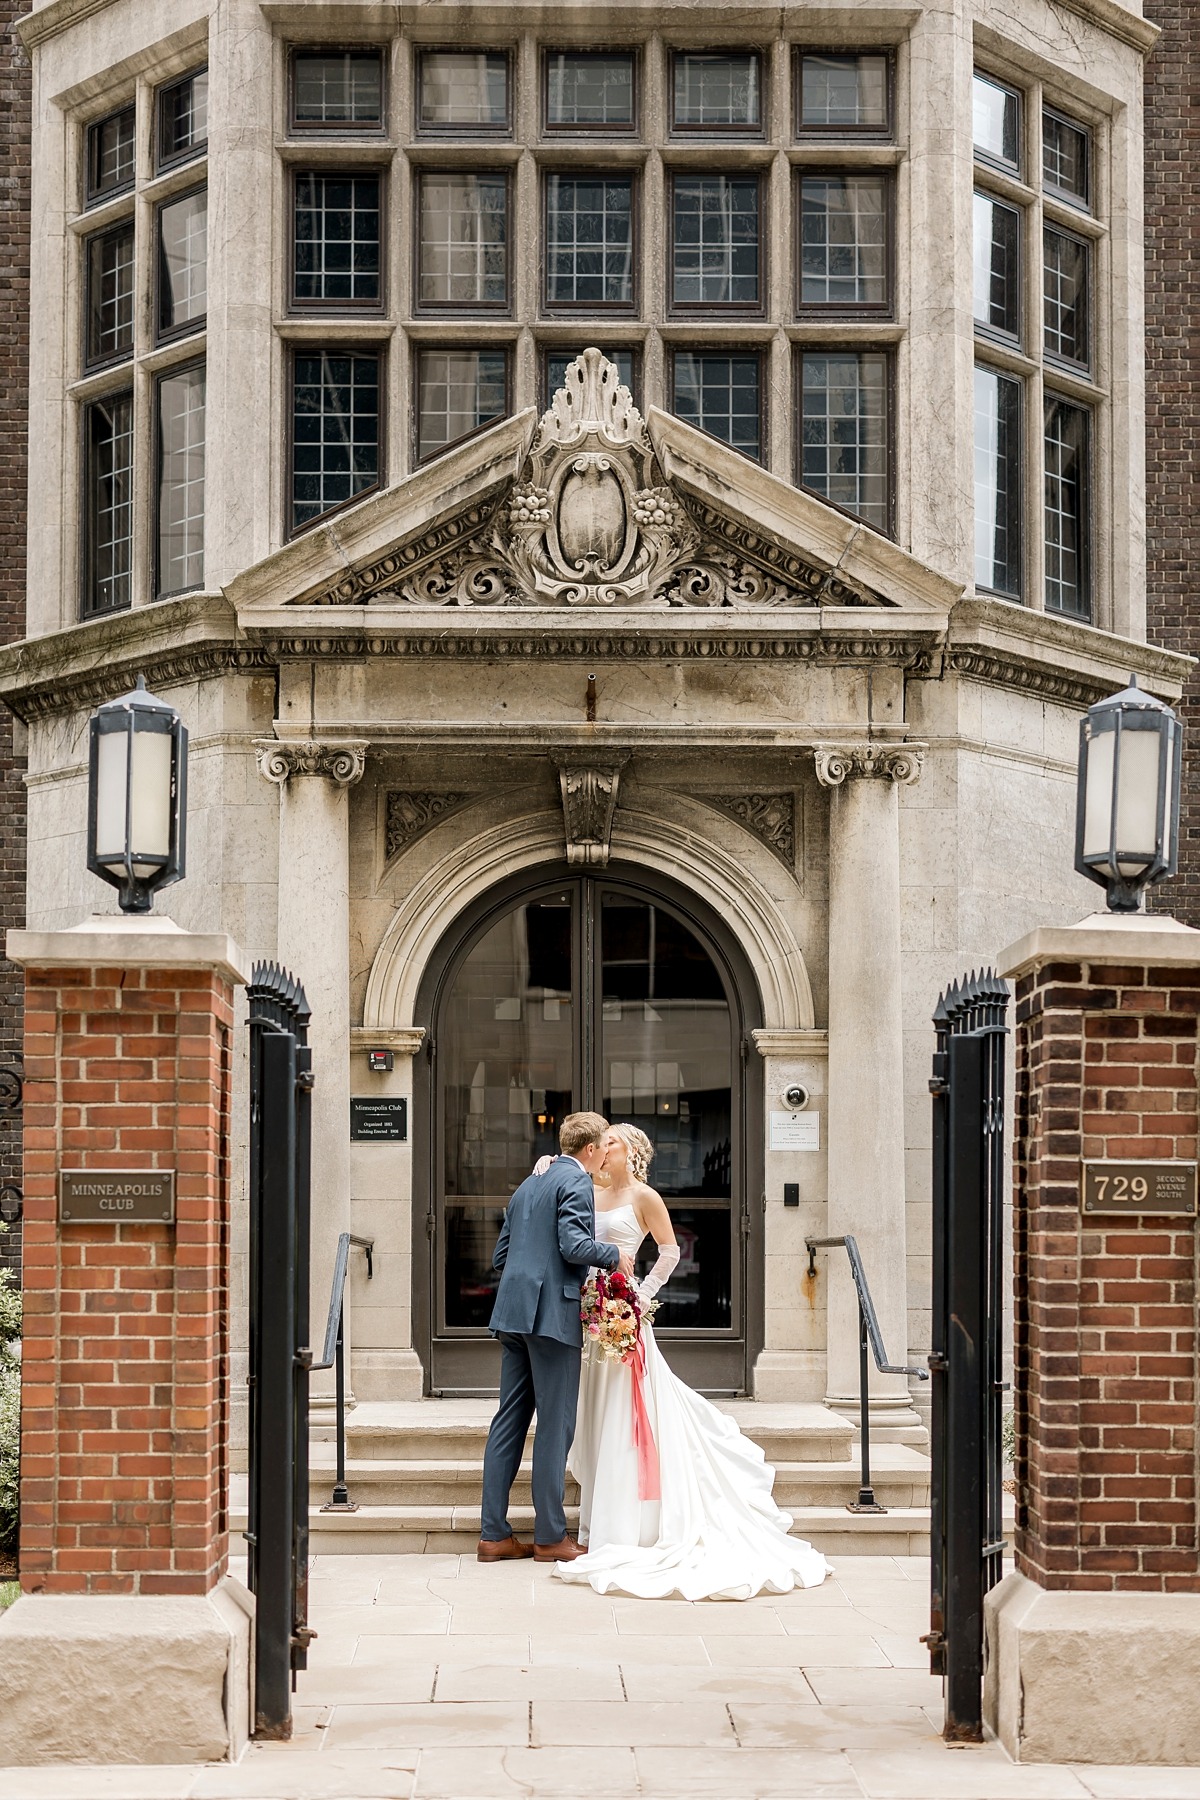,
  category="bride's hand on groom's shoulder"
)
[532,1154,556,1177]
